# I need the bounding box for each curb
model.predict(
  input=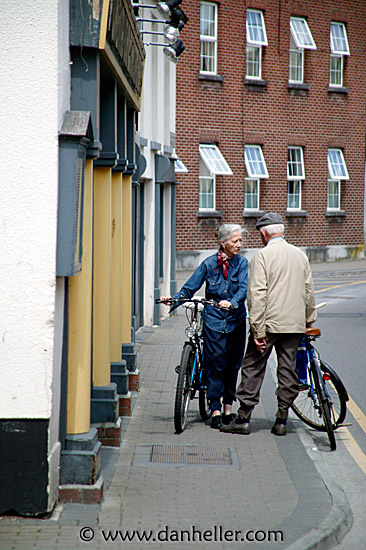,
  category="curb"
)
[286,429,352,550]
